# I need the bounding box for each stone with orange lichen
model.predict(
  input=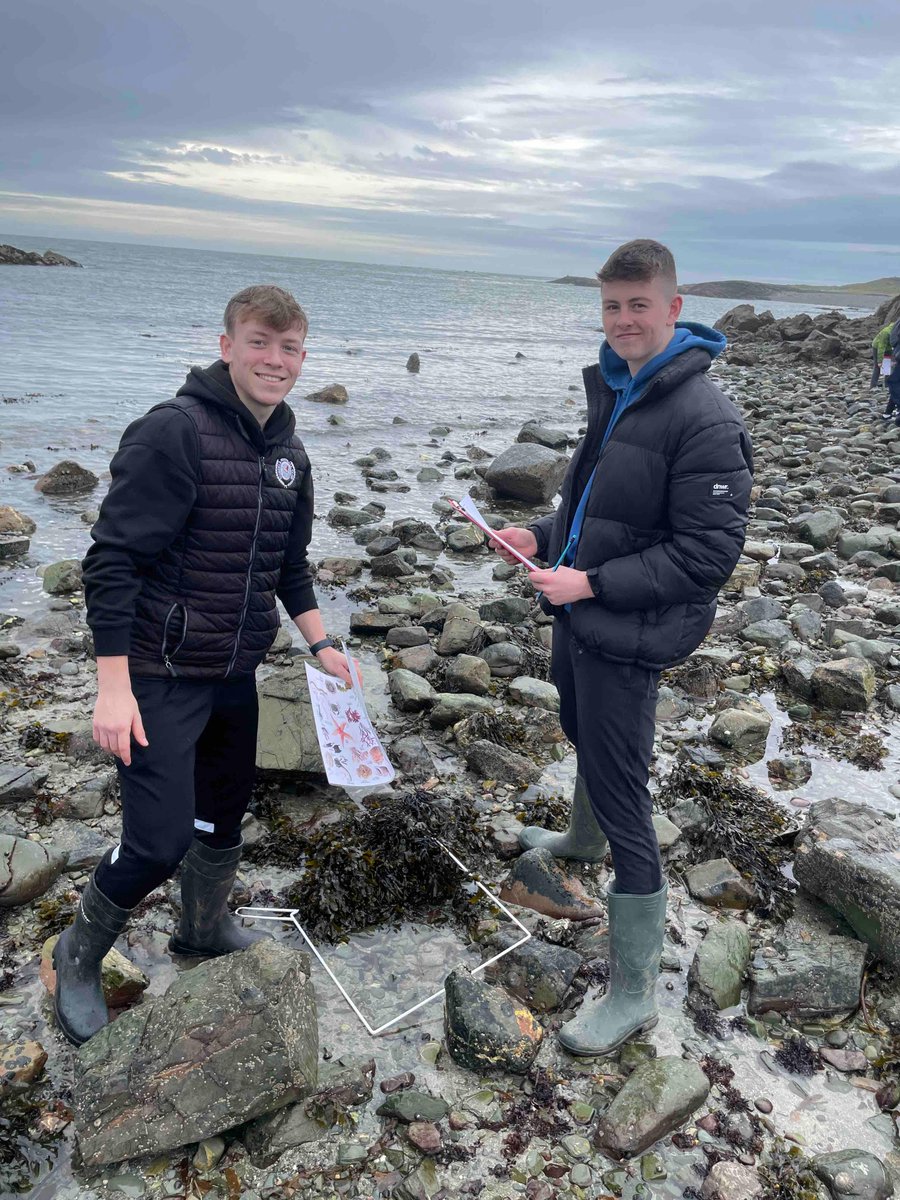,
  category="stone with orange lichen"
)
[444,967,542,1074]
